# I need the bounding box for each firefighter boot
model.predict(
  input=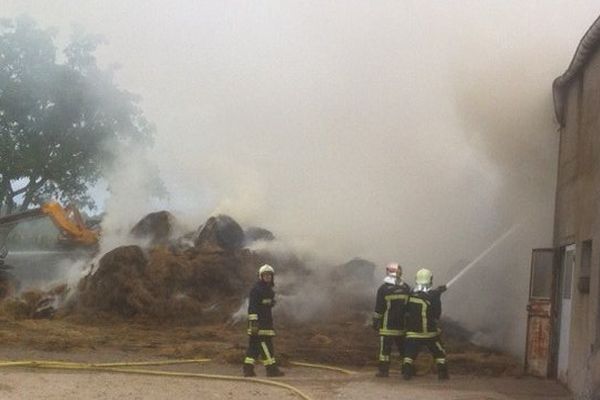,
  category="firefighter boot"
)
[437,363,449,380]
[402,362,413,380]
[243,364,256,377]
[266,364,285,377]
[375,363,389,378]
